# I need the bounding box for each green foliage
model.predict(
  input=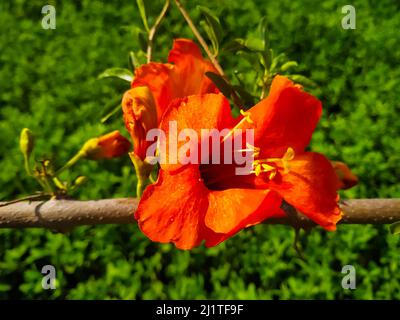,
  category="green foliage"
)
[98,68,133,82]
[0,0,399,299]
